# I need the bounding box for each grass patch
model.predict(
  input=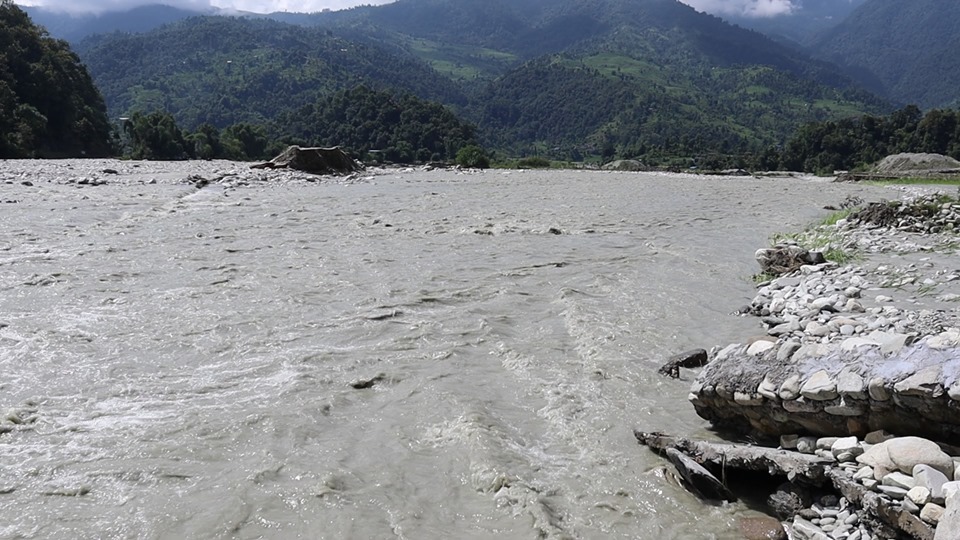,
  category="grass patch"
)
[751,271,779,284]
[821,246,859,265]
[817,208,855,227]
